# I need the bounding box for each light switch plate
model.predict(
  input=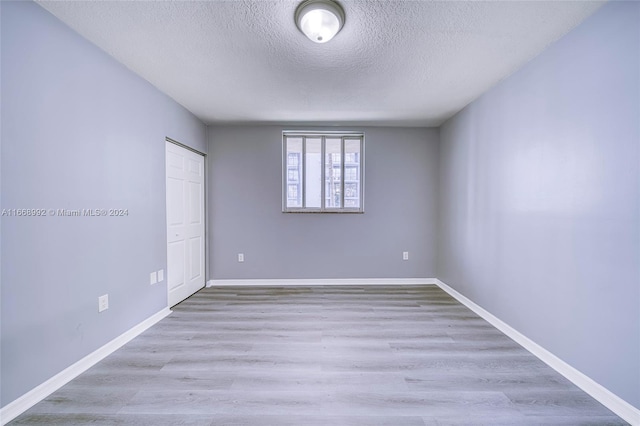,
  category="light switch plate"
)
[158,269,164,282]
[150,271,157,285]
